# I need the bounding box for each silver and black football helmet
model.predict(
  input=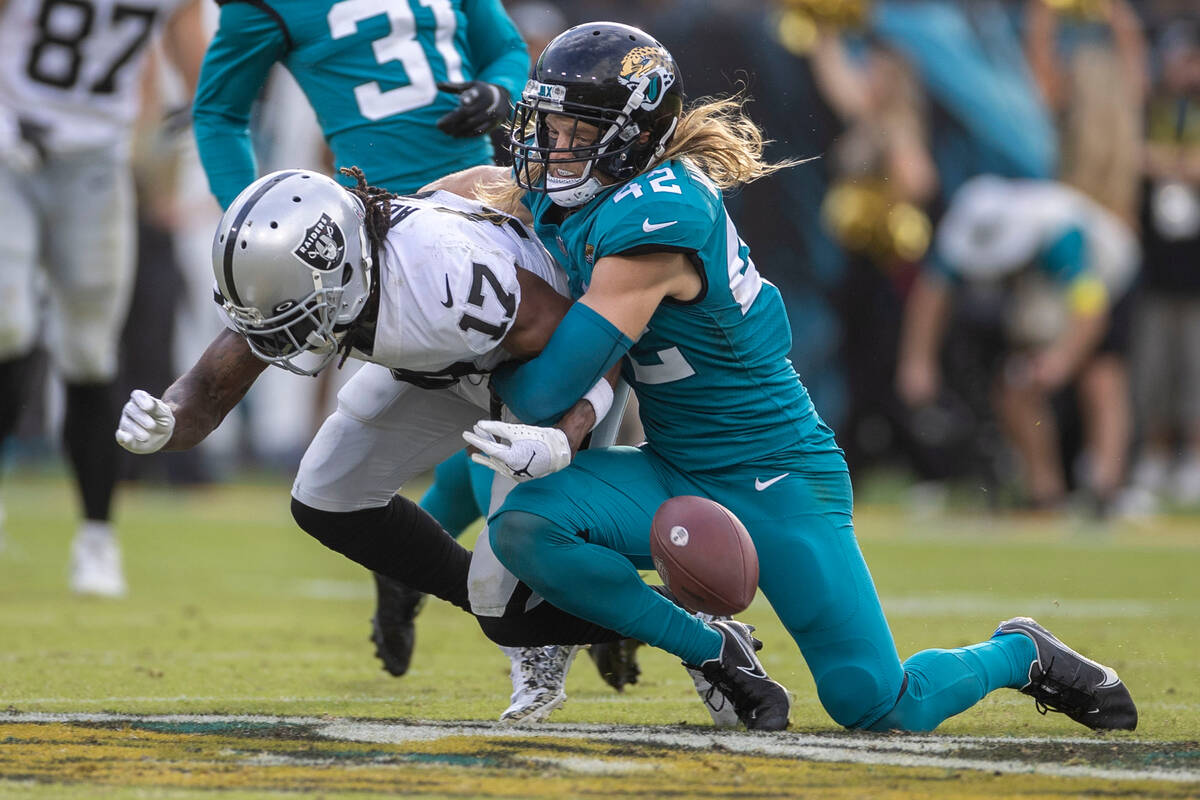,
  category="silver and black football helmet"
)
[510,22,684,207]
[212,170,373,376]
